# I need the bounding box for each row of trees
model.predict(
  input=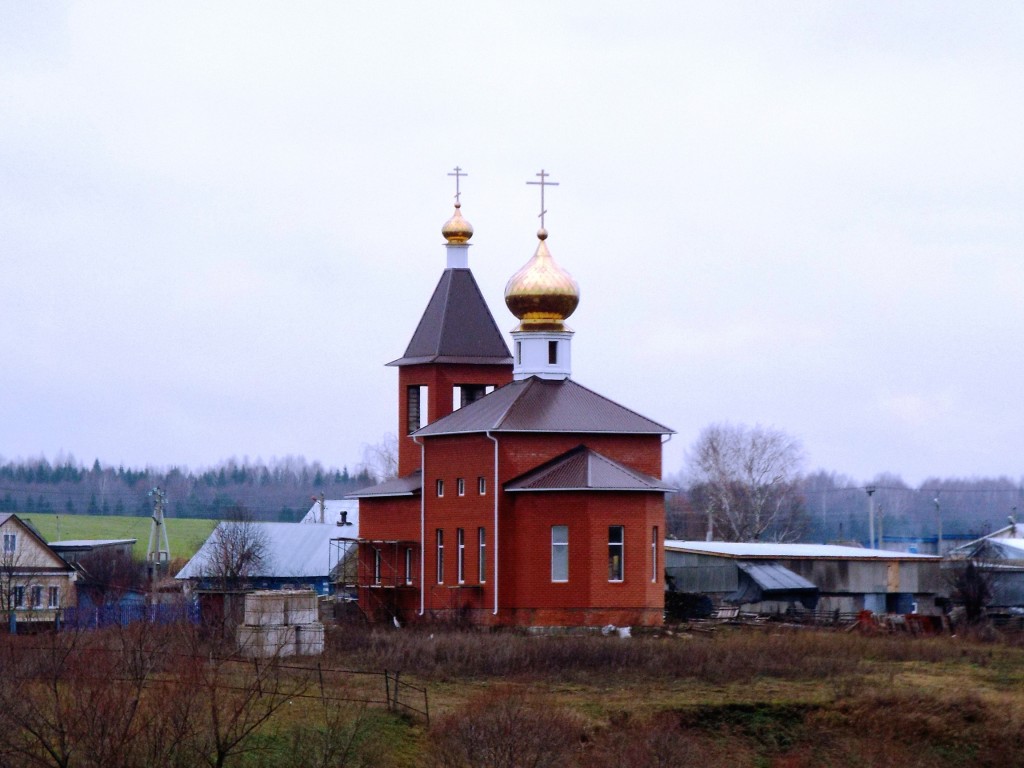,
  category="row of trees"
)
[670,423,1024,544]
[0,452,386,522]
